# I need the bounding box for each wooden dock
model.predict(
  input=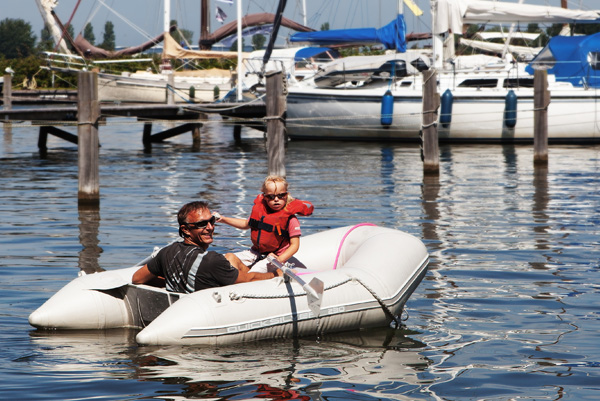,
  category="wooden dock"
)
[1,89,78,104]
[1,103,203,122]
